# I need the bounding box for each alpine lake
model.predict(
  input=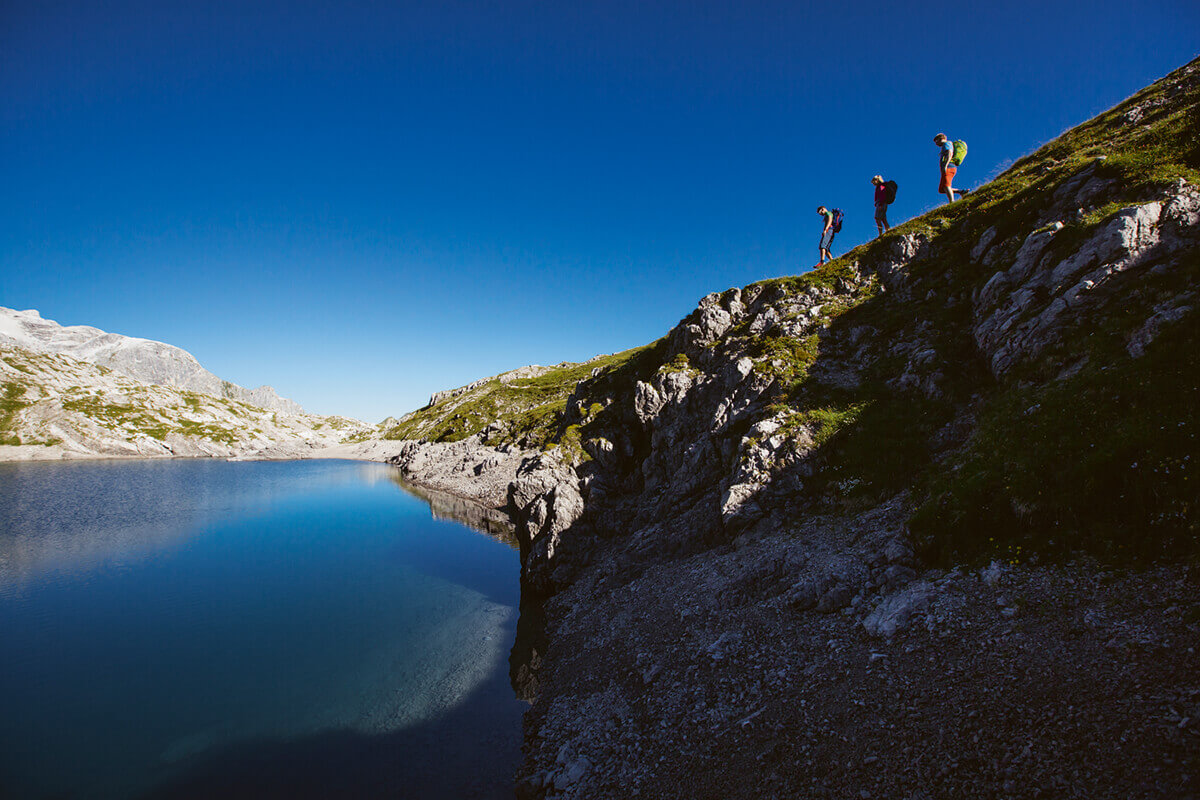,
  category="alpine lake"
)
[0,458,525,799]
